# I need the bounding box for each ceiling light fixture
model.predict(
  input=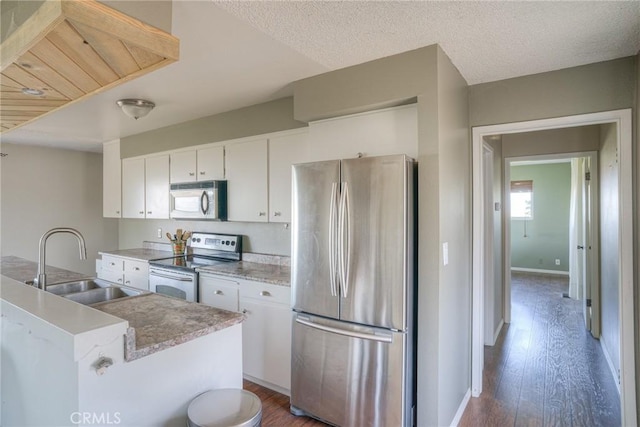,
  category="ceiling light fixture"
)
[116,99,155,120]
[21,88,44,96]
